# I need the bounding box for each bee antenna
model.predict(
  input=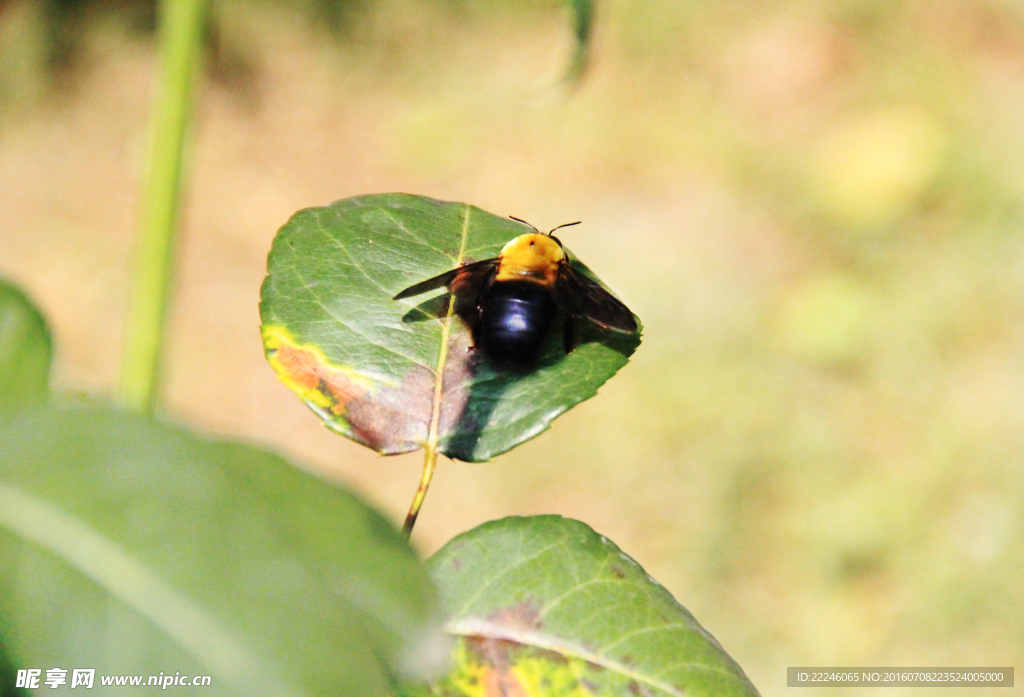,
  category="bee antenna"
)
[509,216,539,233]
[548,221,581,236]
